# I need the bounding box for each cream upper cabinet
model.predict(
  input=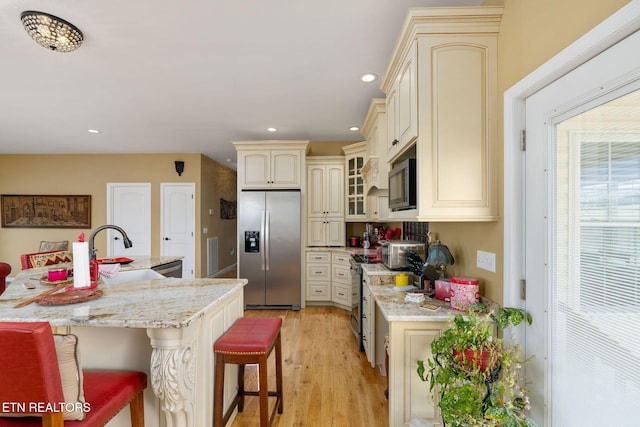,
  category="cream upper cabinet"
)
[306,157,345,246]
[233,141,309,190]
[307,159,344,218]
[386,41,418,163]
[361,99,390,221]
[342,142,366,221]
[381,7,502,221]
